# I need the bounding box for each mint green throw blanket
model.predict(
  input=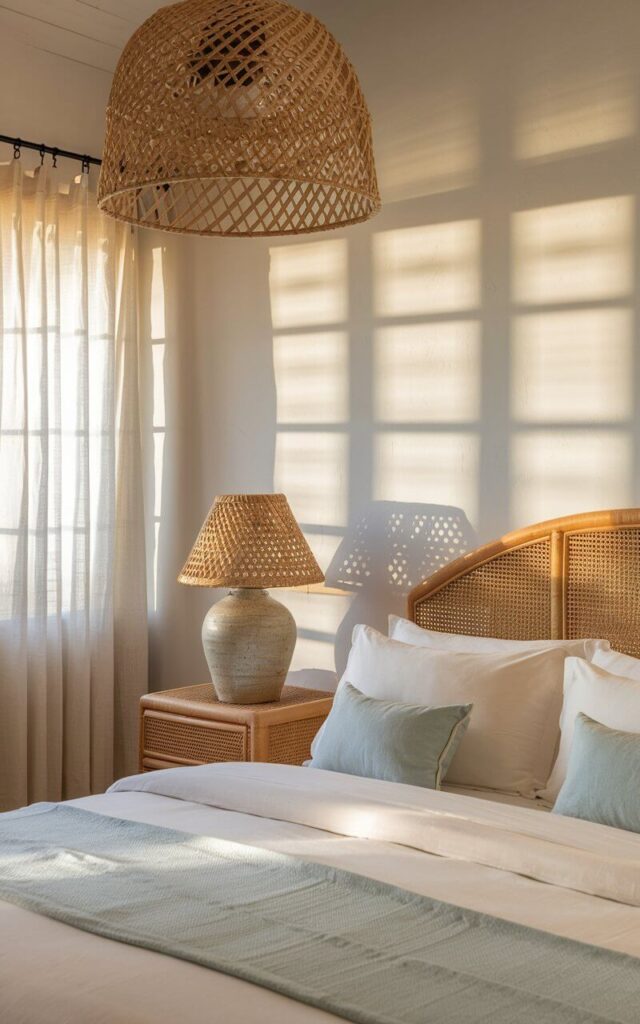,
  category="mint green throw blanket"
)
[1,804,639,1024]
